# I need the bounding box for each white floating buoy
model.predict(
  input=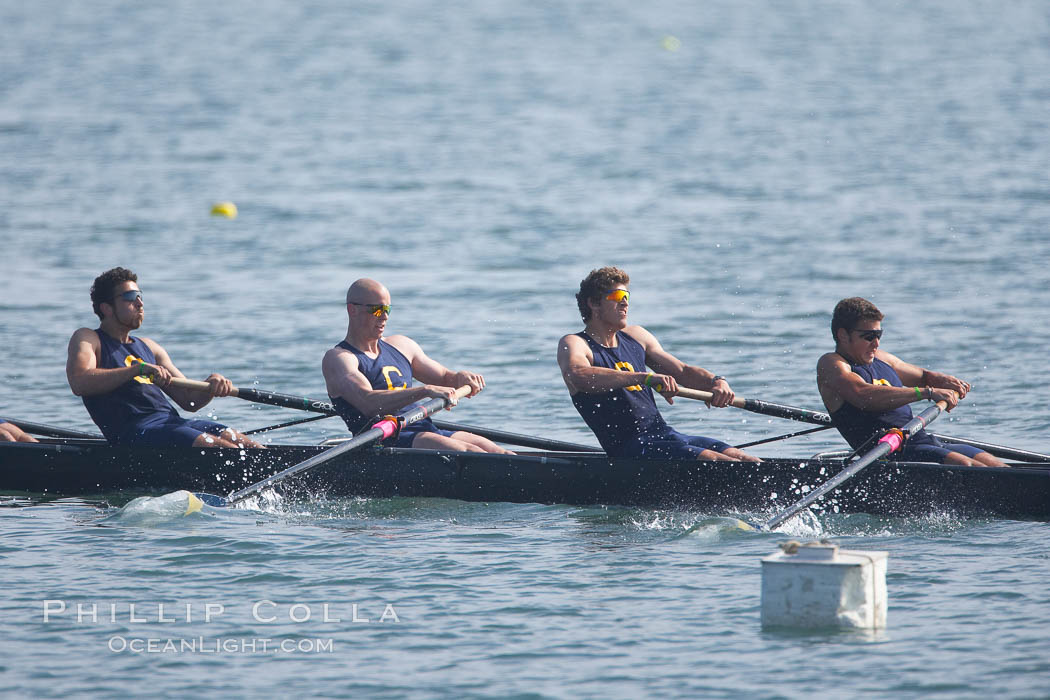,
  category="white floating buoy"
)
[760,541,888,629]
